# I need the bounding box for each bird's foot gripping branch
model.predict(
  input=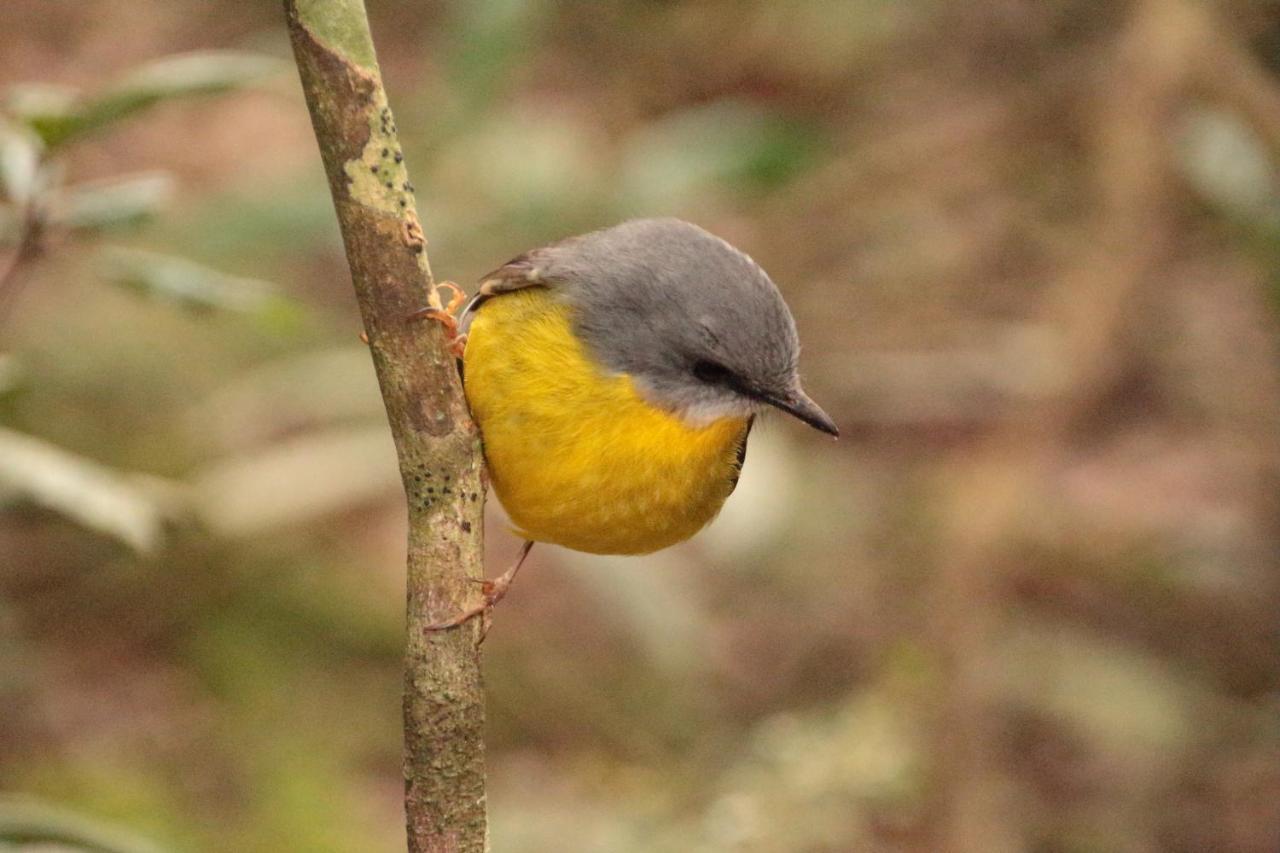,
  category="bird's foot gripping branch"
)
[282,2,489,851]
